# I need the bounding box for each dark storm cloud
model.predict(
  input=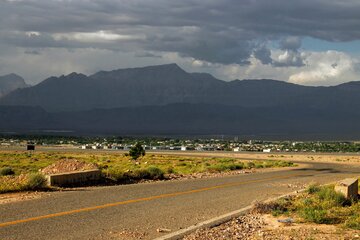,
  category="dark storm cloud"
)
[1,0,360,65]
[24,50,41,55]
[135,52,162,58]
[253,45,273,65]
